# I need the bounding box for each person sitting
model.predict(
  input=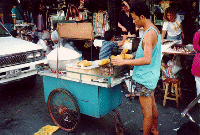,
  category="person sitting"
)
[99,29,127,60]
